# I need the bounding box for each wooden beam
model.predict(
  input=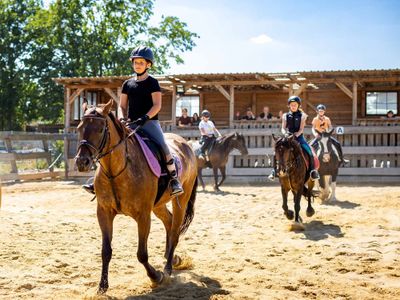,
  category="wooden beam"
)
[68,88,84,105]
[229,85,235,128]
[335,82,353,99]
[171,87,177,128]
[352,81,358,126]
[293,83,308,96]
[215,84,232,101]
[255,74,280,89]
[104,88,119,103]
